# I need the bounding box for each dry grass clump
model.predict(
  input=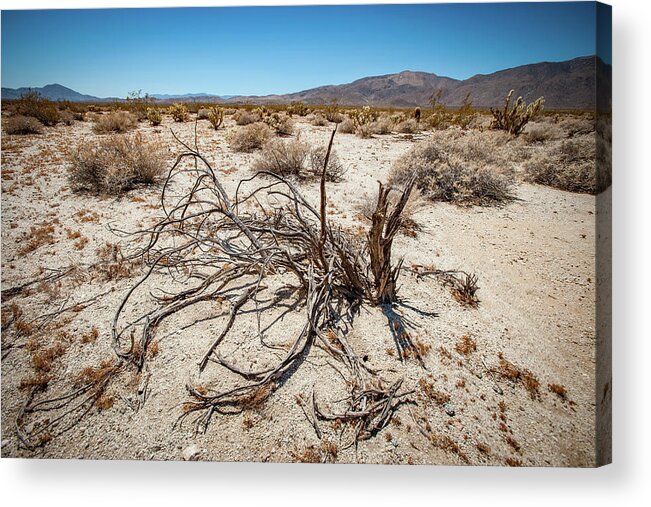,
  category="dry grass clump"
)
[391,141,513,206]
[228,122,274,152]
[524,136,598,194]
[418,378,451,406]
[253,138,345,182]
[290,441,338,463]
[19,223,56,255]
[454,335,477,356]
[4,115,44,135]
[68,133,165,194]
[32,342,68,372]
[548,383,569,401]
[197,108,211,119]
[19,372,52,392]
[92,110,138,134]
[234,110,260,126]
[95,242,140,280]
[496,353,540,400]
